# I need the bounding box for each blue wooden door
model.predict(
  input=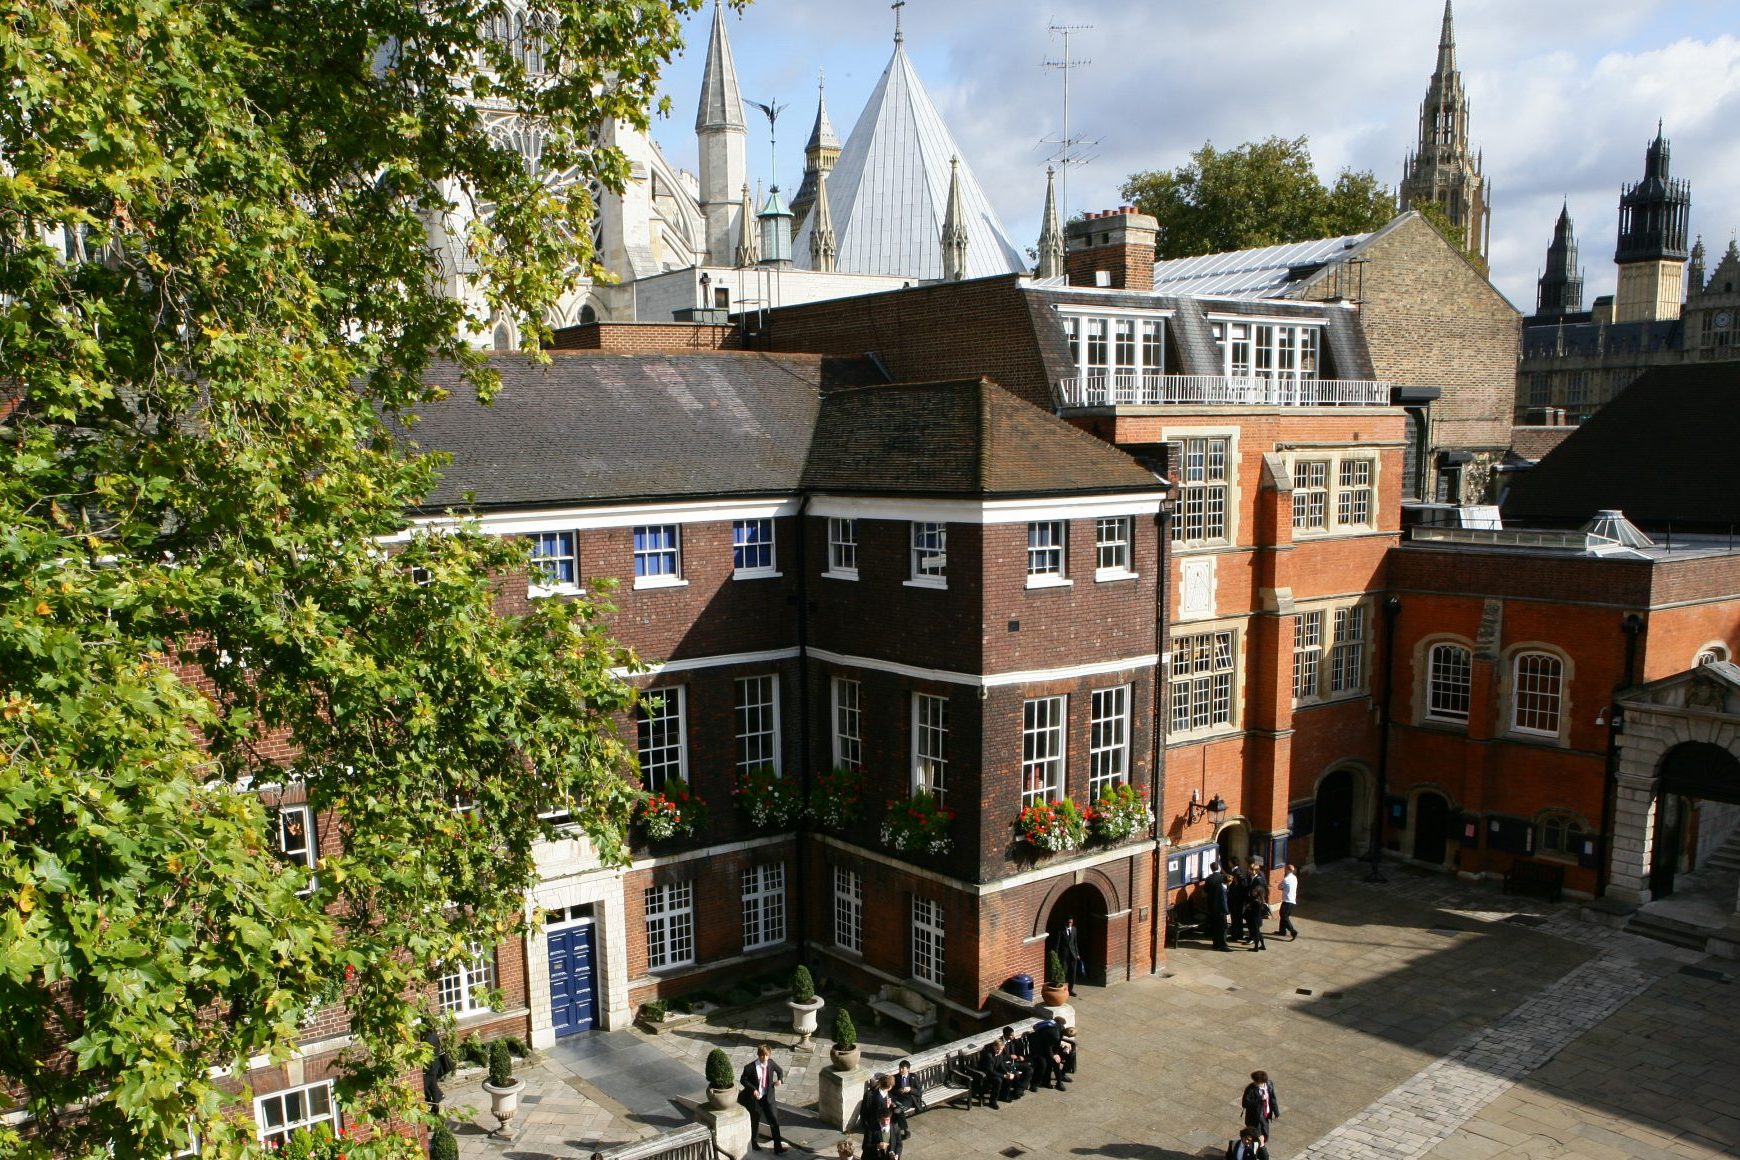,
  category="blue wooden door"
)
[548,924,597,1037]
